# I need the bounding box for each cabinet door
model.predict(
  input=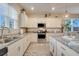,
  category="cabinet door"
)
[57,41,62,56]
[18,39,24,56]
[49,37,57,56]
[8,42,20,56]
[57,41,69,56]
[19,12,28,27]
[19,37,28,56]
